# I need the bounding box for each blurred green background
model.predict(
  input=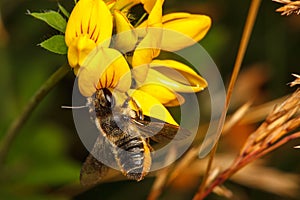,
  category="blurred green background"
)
[0,0,299,199]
